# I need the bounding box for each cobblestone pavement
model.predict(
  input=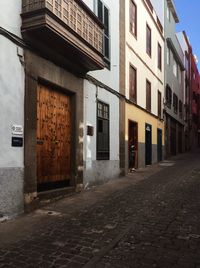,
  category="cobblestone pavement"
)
[0,151,200,268]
